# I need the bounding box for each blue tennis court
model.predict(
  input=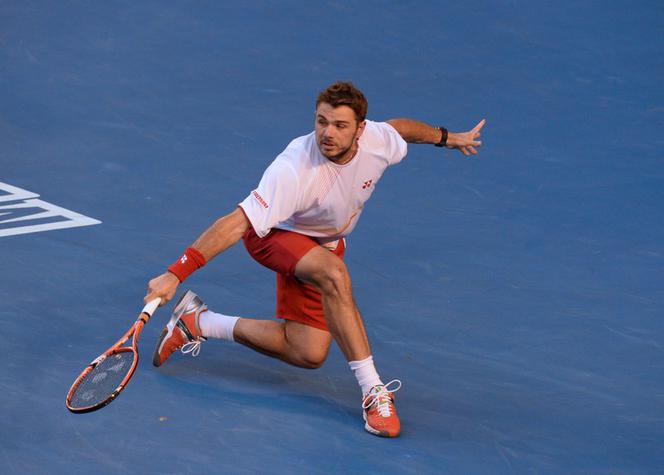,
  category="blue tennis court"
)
[2,1,662,473]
